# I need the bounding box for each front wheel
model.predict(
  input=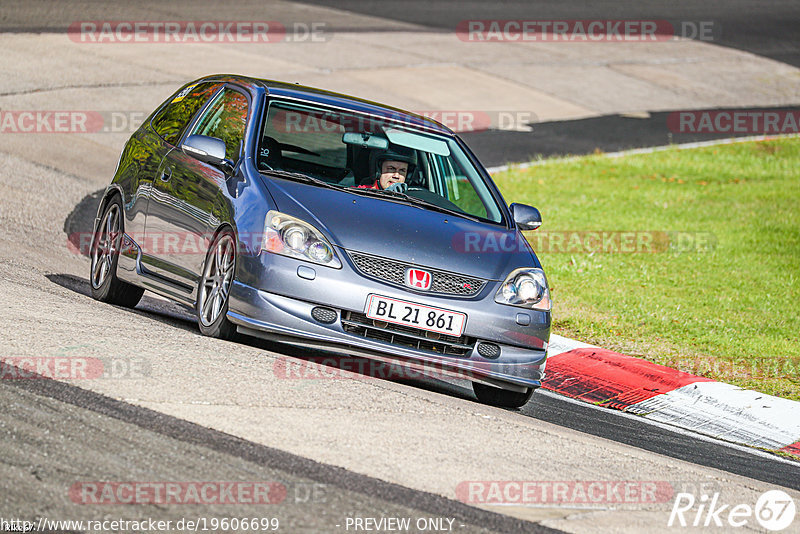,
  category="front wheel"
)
[472,382,535,408]
[196,230,237,340]
[89,195,144,308]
